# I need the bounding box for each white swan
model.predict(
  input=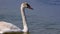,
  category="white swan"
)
[0,2,33,33]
